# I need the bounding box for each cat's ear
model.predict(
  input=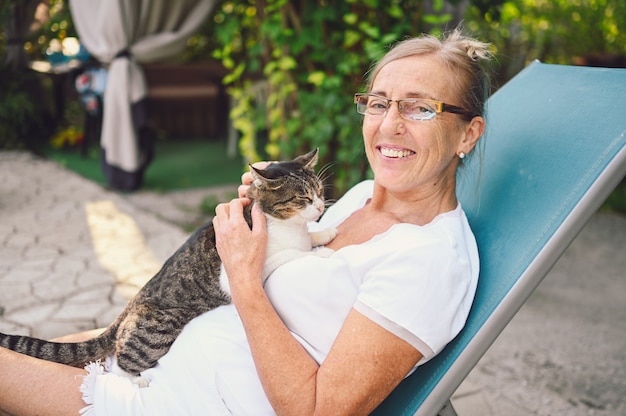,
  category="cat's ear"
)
[250,165,283,190]
[295,148,319,170]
